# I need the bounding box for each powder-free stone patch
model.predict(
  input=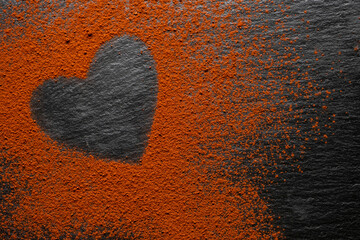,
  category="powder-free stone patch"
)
[30,35,158,163]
